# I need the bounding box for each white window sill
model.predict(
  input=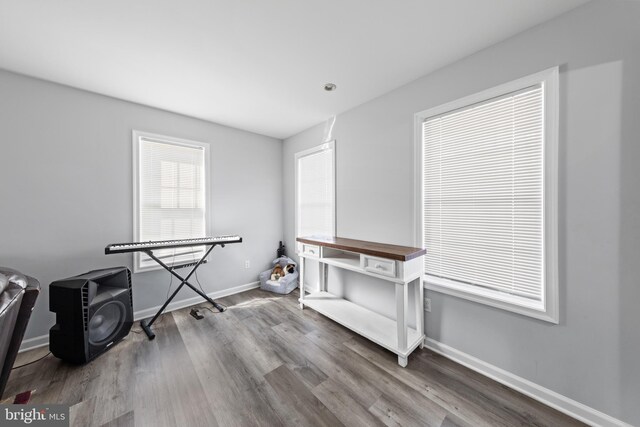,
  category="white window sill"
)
[134,252,208,274]
[424,275,558,324]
